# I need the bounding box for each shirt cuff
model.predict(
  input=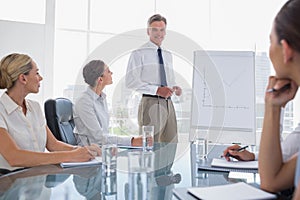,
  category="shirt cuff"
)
[117,136,132,146]
[253,152,259,161]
